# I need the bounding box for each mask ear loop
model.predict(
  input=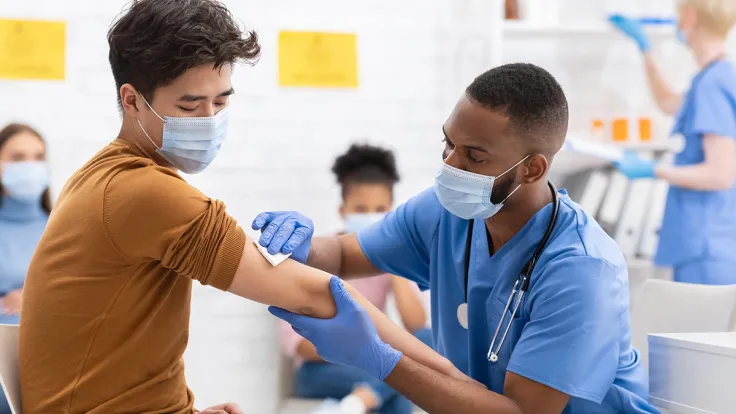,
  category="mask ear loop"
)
[135,93,165,149]
[494,154,532,204]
